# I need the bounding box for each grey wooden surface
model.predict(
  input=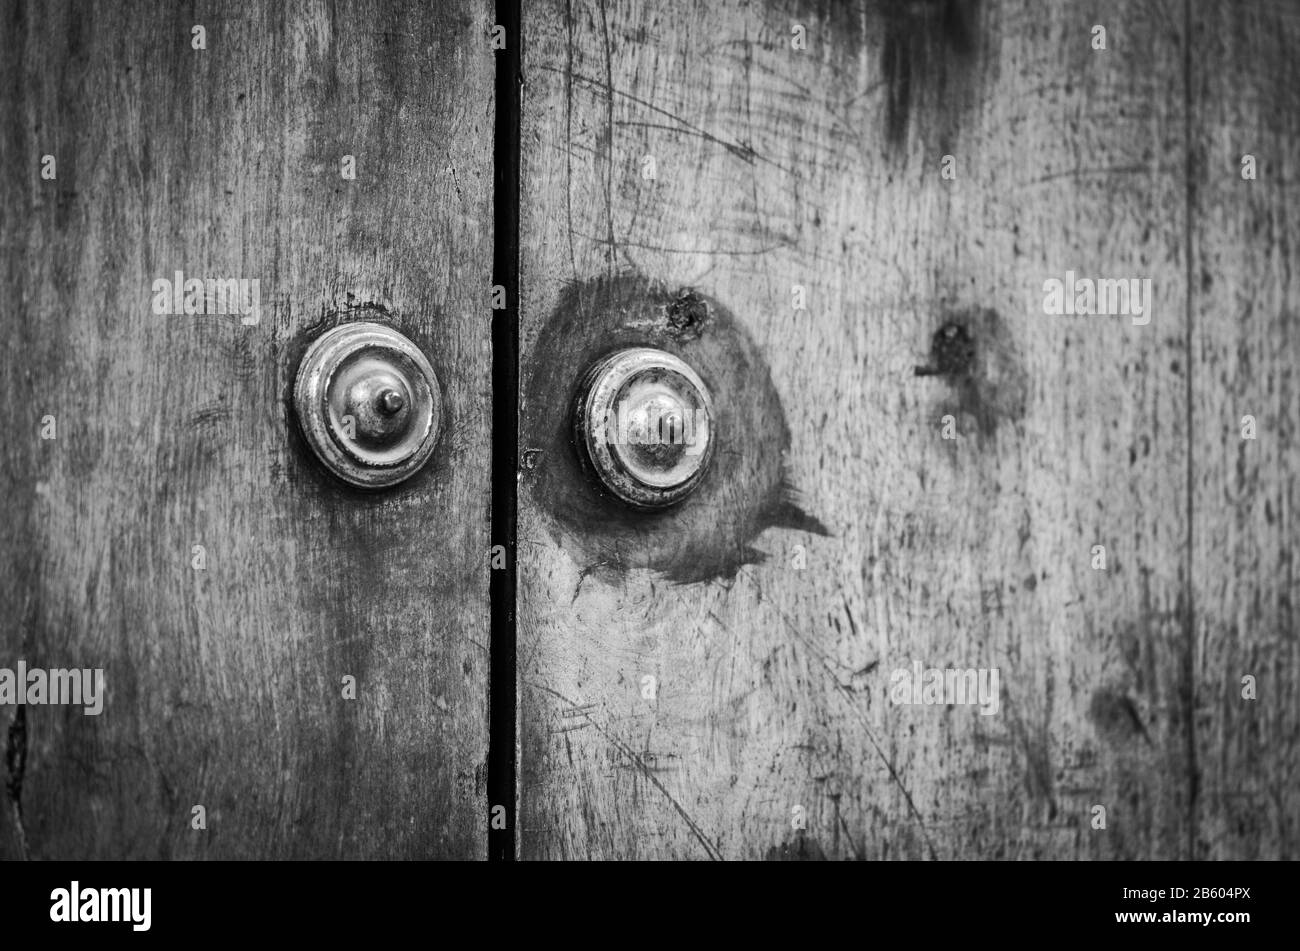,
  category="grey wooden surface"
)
[0,0,494,859]
[2,0,1295,863]
[516,0,1298,859]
